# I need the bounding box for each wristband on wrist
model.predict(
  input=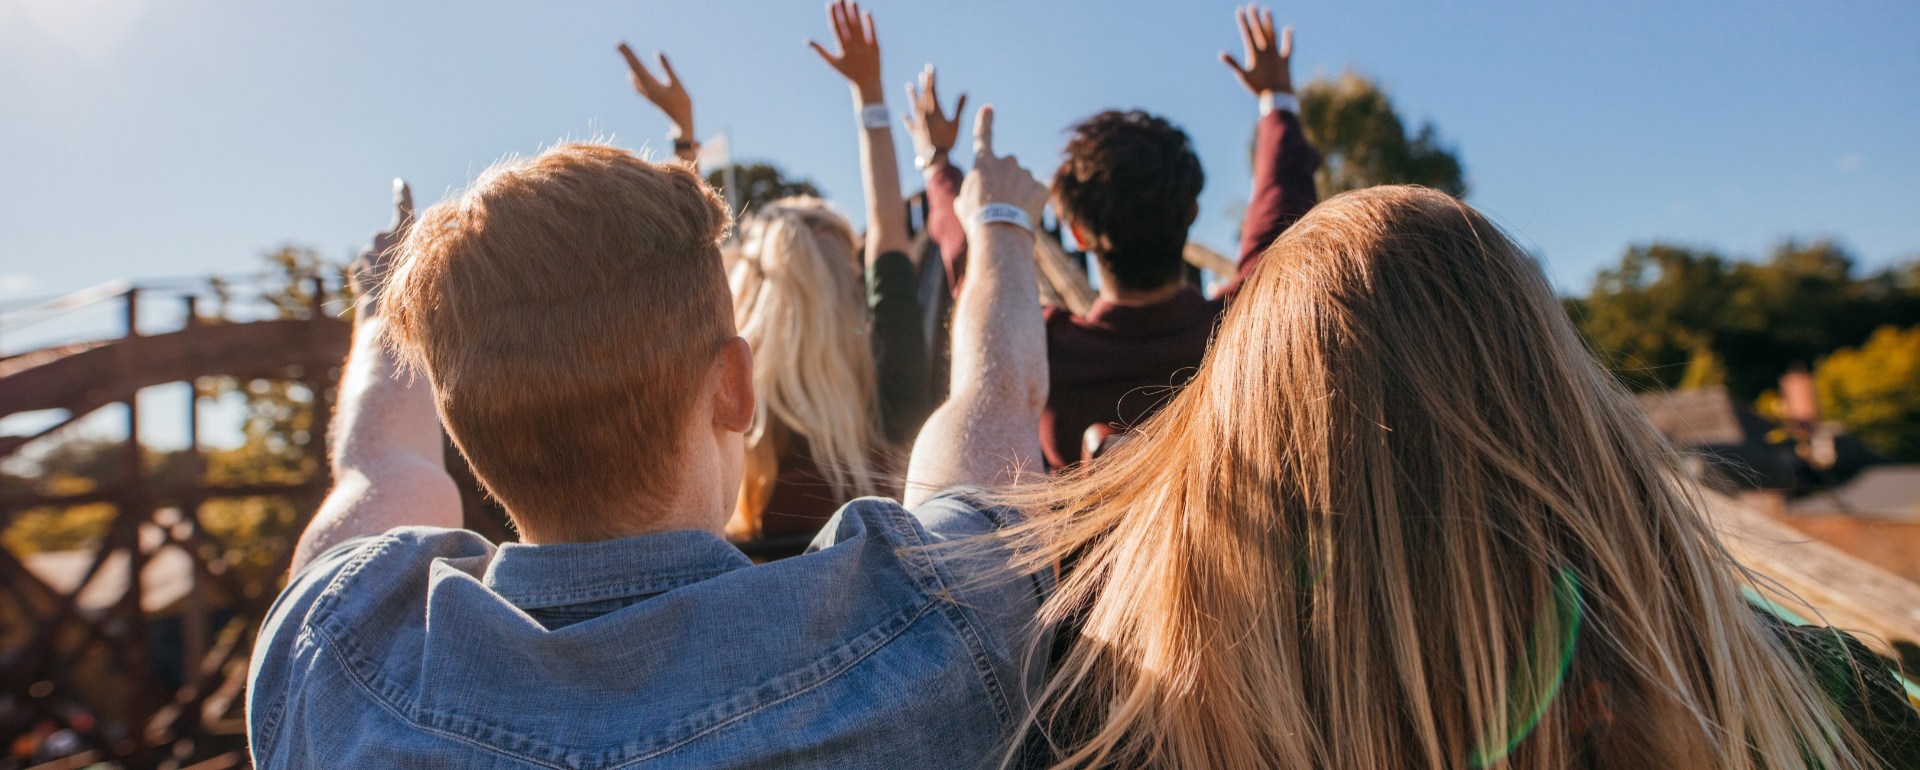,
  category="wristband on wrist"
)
[1259,91,1300,116]
[969,202,1033,233]
[859,103,890,130]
